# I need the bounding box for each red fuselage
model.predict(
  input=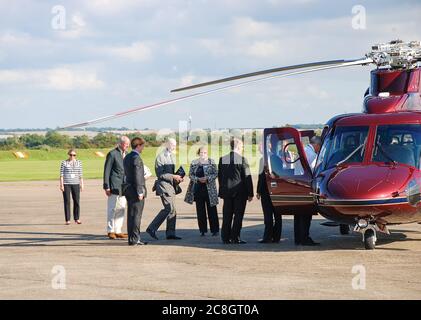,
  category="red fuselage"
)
[265,67,421,226]
[315,112,421,225]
